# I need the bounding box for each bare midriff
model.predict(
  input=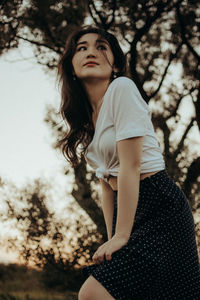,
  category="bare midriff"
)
[107,171,160,191]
